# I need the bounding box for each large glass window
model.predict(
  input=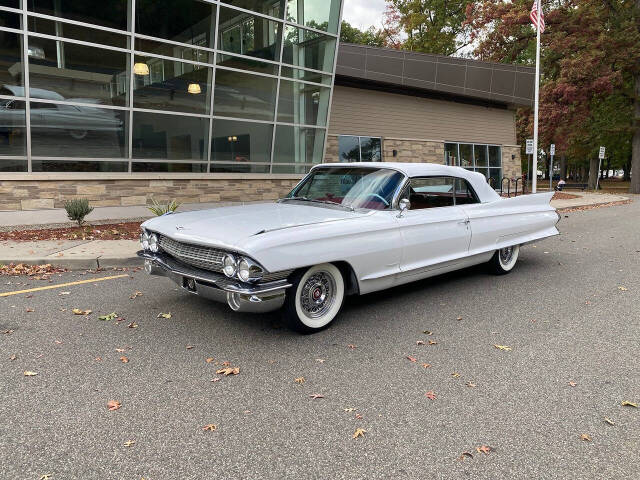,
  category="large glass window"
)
[216,52,278,75]
[32,160,128,172]
[273,125,324,164]
[30,102,128,158]
[286,0,341,34]
[445,142,502,185]
[28,0,129,31]
[0,98,26,157]
[213,68,277,121]
[281,66,331,84]
[28,16,128,48]
[132,111,208,160]
[211,118,272,164]
[28,38,129,106]
[0,31,23,86]
[218,6,282,62]
[133,55,211,114]
[338,135,382,162]
[282,26,335,72]
[135,0,216,48]
[277,79,329,126]
[220,0,285,18]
